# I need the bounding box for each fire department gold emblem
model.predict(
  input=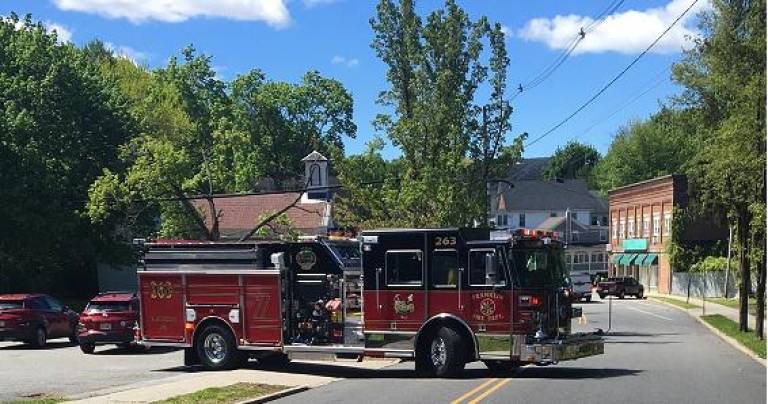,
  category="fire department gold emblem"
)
[393,294,415,316]
[150,281,173,299]
[479,297,496,317]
